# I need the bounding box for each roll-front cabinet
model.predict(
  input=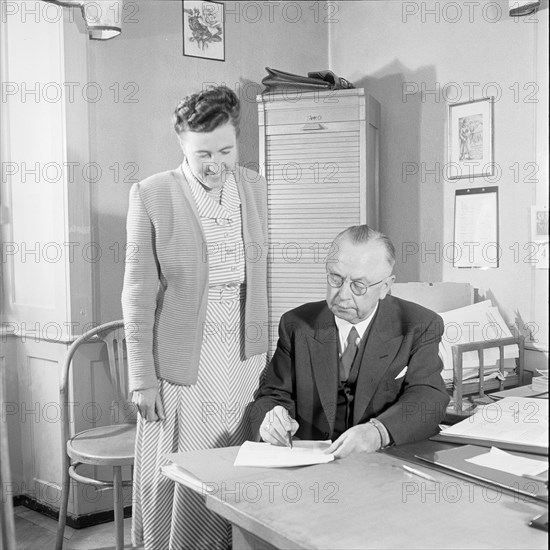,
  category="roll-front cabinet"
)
[257,89,381,356]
